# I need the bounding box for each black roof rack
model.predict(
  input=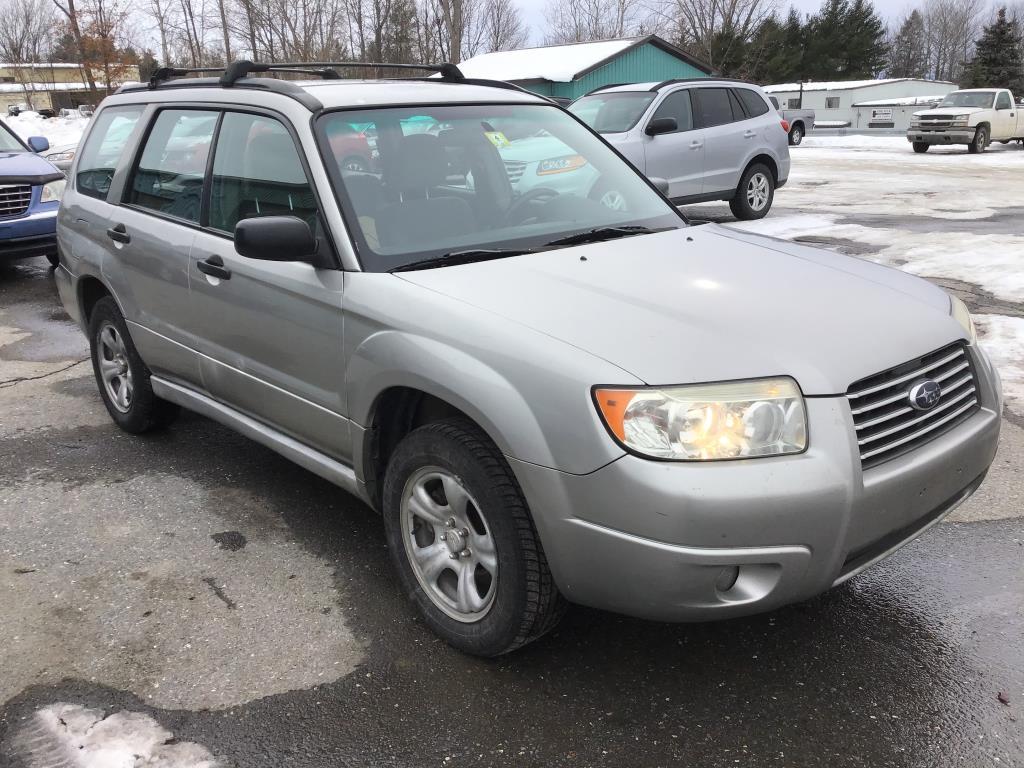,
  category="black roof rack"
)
[583,83,631,96]
[649,77,750,91]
